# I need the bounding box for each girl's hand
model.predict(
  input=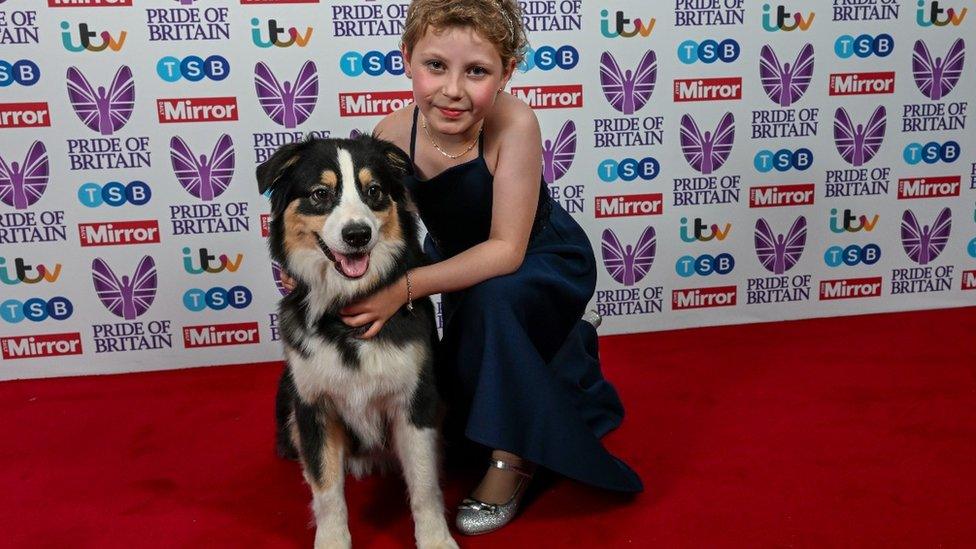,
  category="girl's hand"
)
[340,276,407,339]
[280,271,297,292]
